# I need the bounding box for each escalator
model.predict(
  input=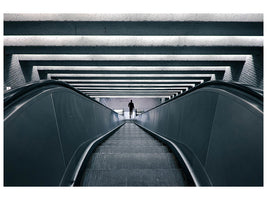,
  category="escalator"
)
[79,122,191,186]
[4,80,263,186]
